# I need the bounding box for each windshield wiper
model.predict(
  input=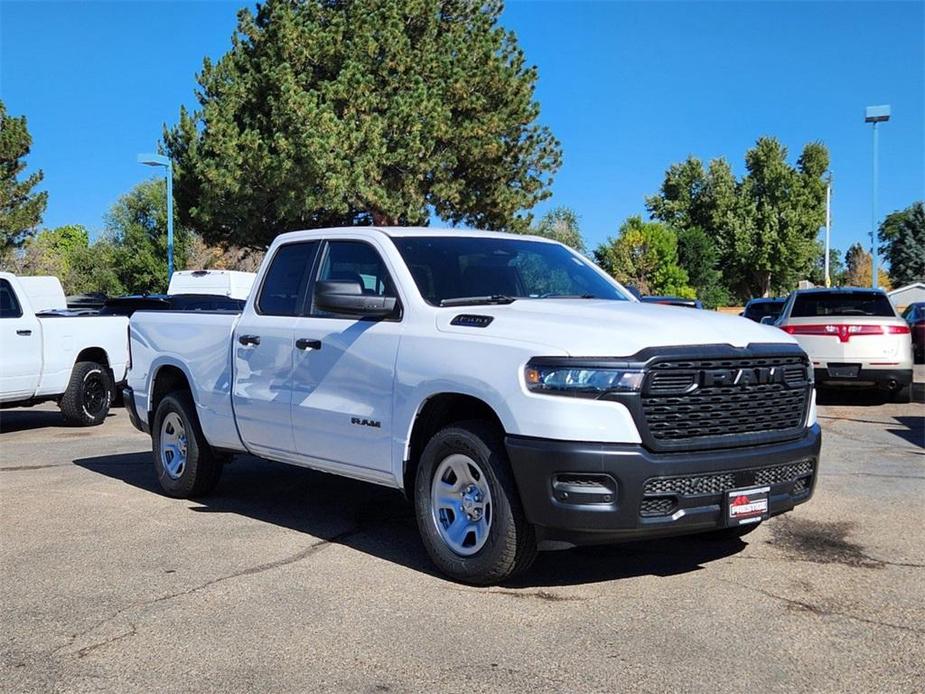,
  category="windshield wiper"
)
[539,293,599,299]
[439,294,517,307]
